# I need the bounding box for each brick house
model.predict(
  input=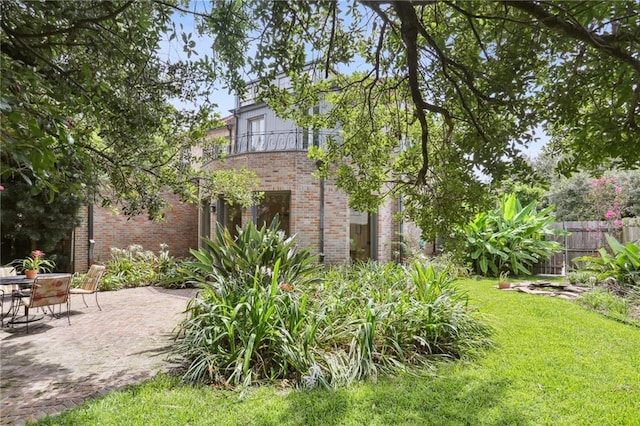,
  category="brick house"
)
[69,76,424,272]
[71,196,198,273]
[68,119,236,273]
[68,117,233,273]
[200,77,421,264]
